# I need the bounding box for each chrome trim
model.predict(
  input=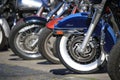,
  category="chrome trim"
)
[0,18,10,38]
[17,0,43,10]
